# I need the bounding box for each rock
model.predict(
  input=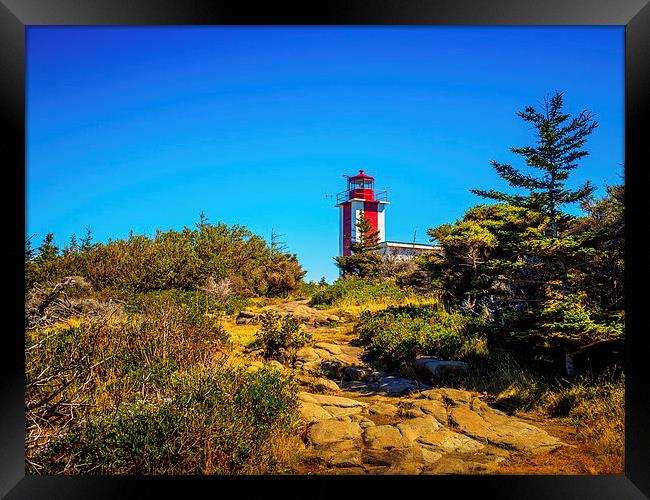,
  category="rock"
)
[343,366,372,381]
[348,414,375,428]
[295,347,320,364]
[363,446,426,473]
[313,348,336,362]
[488,421,563,452]
[378,376,423,395]
[339,353,363,365]
[368,401,399,418]
[313,377,340,393]
[418,429,485,454]
[298,392,368,409]
[363,425,412,450]
[396,416,442,441]
[449,406,496,444]
[268,360,285,371]
[413,399,449,425]
[423,456,490,475]
[306,420,363,447]
[414,357,469,380]
[319,360,344,378]
[235,311,258,324]
[307,438,363,467]
[341,380,376,393]
[326,405,365,419]
[447,406,563,452]
[440,388,473,405]
[314,342,342,355]
[420,448,443,464]
[299,402,333,423]
[261,300,342,327]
